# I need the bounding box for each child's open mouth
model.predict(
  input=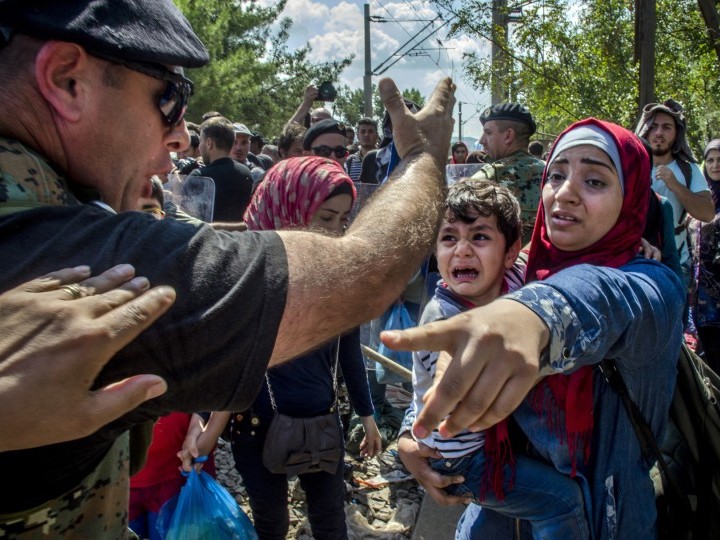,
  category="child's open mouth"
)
[453,267,479,279]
